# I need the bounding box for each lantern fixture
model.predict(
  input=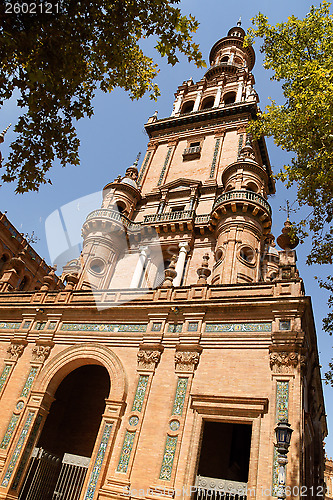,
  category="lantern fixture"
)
[275,419,293,454]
